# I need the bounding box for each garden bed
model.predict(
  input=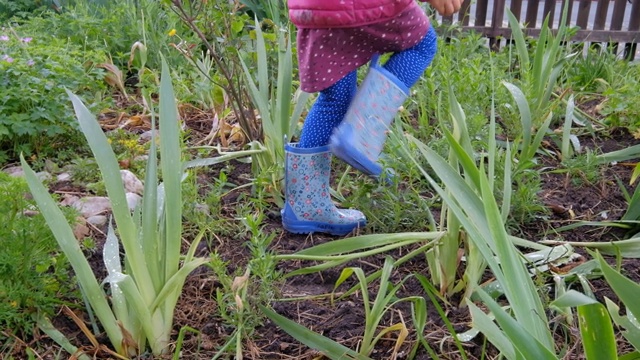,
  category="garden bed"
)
[13,122,636,360]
